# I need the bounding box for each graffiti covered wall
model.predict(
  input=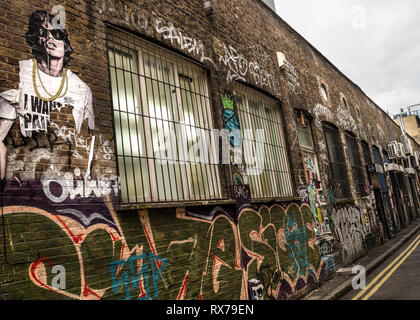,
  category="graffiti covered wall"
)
[1,0,419,301]
[1,198,330,300]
